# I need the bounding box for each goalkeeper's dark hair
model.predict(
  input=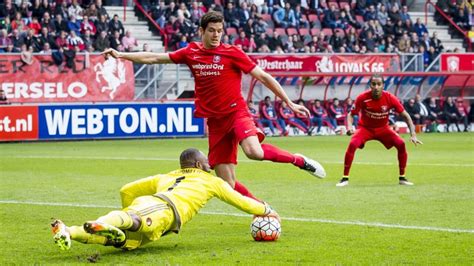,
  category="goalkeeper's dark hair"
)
[180,148,201,169]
